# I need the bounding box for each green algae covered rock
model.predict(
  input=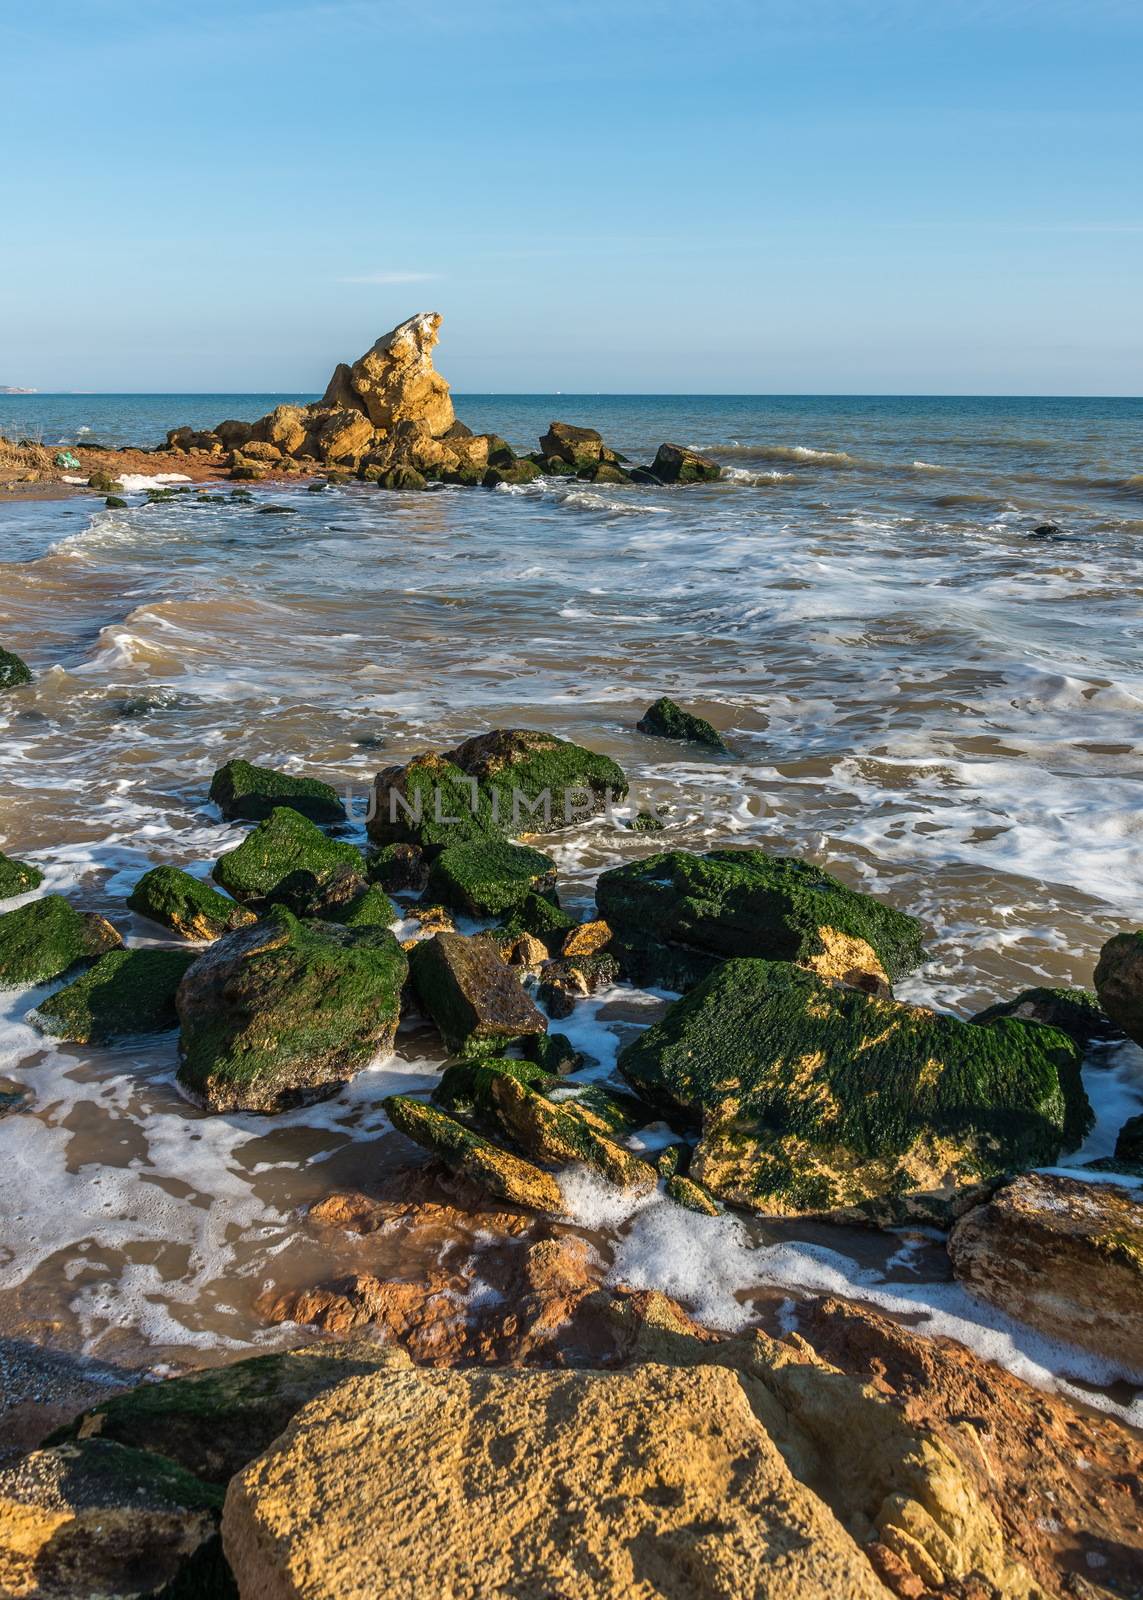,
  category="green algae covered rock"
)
[483,459,542,488]
[0,647,32,691]
[213,806,365,909]
[522,1029,583,1076]
[427,838,558,918]
[367,729,627,852]
[498,892,576,954]
[209,758,346,825]
[331,884,399,927]
[433,1055,554,1121]
[971,985,1119,1048]
[596,847,924,993]
[488,1071,657,1191]
[128,865,257,941]
[1094,929,1143,1047]
[0,849,43,898]
[33,948,196,1043]
[367,841,428,893]
[50,1341,405,1486]
[666,1173,720,1215]
[384,1093,563,1211]
[176,906,407,1113]
[0,895,122,987]
[617,957,1089,1224]
[409,930,547,1056]
[553,1082,651,1140]
[636,696,728,752]
[649,442,721,484]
